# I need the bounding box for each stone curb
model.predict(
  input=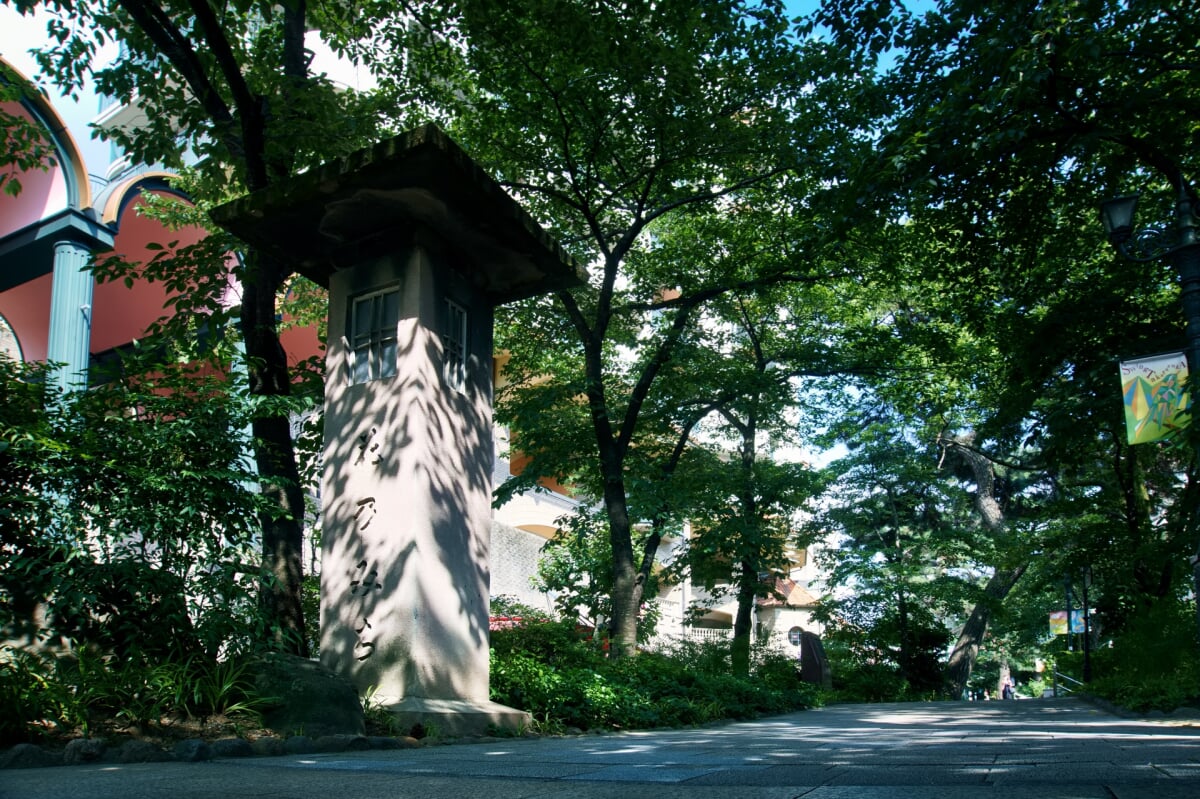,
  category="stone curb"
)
[1077,692,1200,725]
[0,733,429,770]
[0,727,573,770]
